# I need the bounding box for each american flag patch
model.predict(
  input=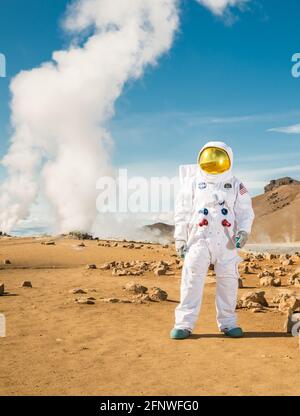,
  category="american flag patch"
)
[239,182,248,195]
